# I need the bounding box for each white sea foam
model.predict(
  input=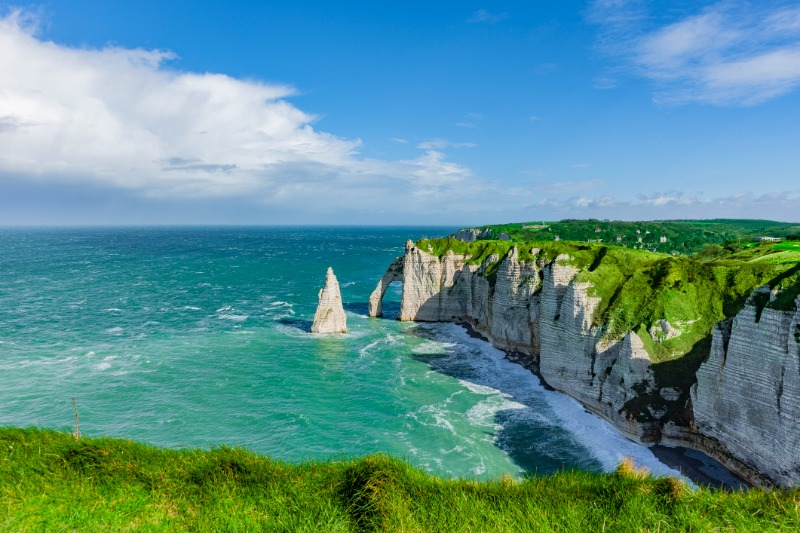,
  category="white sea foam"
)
[431,322,692,484]
[104,308,123,313]
[105,326,123,334]
[411,340,456,355]
[466,396,526,429]
[470,463,487,475]
[359,340,382,358]
[458,380,498,396]
[181,306,201,311]
[94,362,111,371]
[218,314,248,322]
